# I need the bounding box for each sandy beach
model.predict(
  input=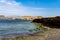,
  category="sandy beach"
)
[1,28,60,40]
